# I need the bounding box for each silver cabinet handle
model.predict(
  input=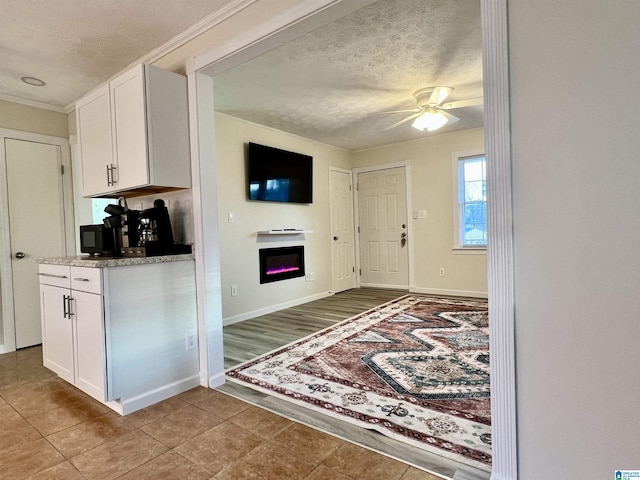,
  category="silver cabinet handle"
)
[73,277,91,282]
[67,296,75,317]
[106,164,112,186]
[110,164,117,185]
[62,295,75,319]
[37,273,69,279]
[63,294,69,319]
